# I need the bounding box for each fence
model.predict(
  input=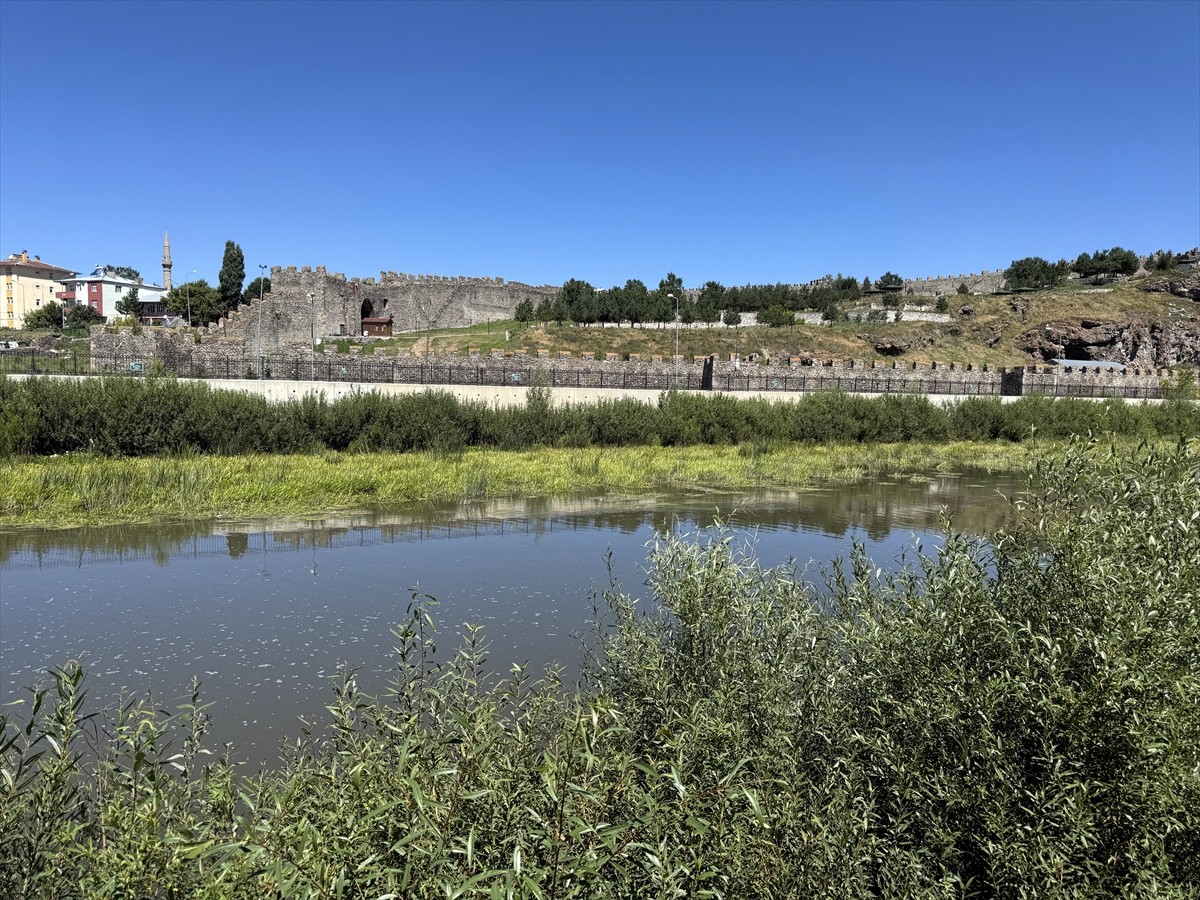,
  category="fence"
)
[0,349,1169,400]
